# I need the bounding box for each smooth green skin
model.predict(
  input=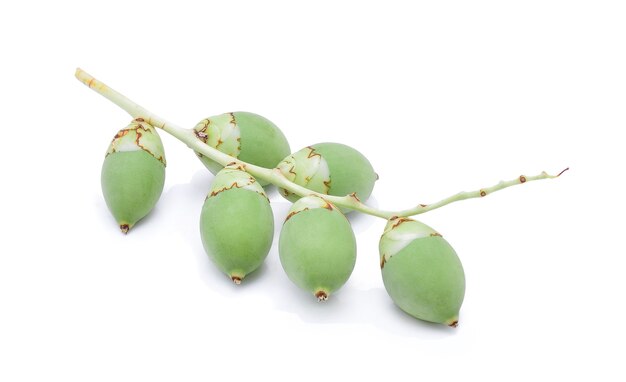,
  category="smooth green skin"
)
[382,236,465,325]
[200,112,291,186]
[101,150,165,230]
[199,188,274,280]
[279,208,357,298]
[312,142,376,201]
[282,143,377,206]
